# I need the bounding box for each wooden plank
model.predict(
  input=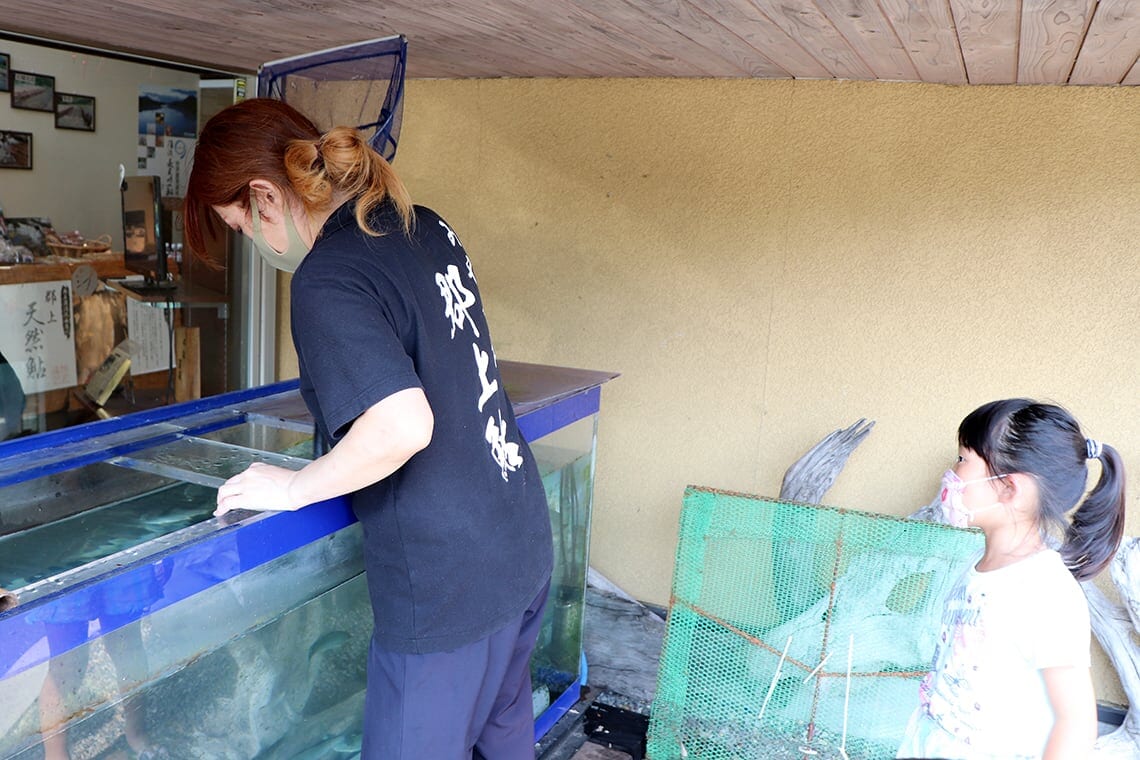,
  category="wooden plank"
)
[746,0,878,79]
[2,6,266,73]
[693,0,829,78]
[571,0,780,76]
[812,0,922,81]
[434,0,693,78]
[321,1,643,78]
[174,326,201,402]
[697,0,831,78]
[949,0,1020,83]
[1124,55,1140,84]
[6,0,1140,83]
[1070,0,1140,84]
[558,0,756,77]
[877,0,970,83]
[1018,0,1097,84]
[0,255,129,287]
